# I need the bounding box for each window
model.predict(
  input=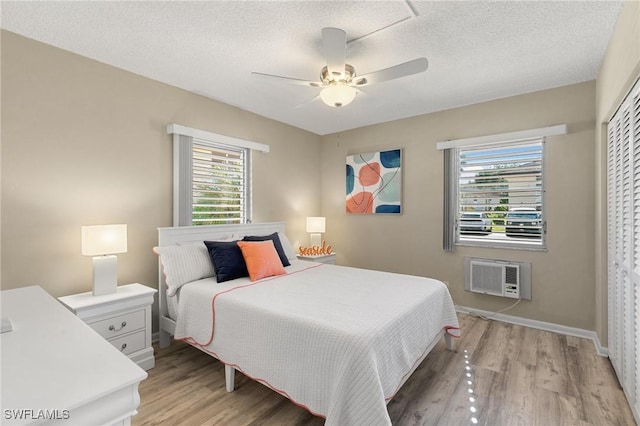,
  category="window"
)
[167,124,269,226]
[439,125,566,250]
[191,140,249,225]
[457,139,544,247]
